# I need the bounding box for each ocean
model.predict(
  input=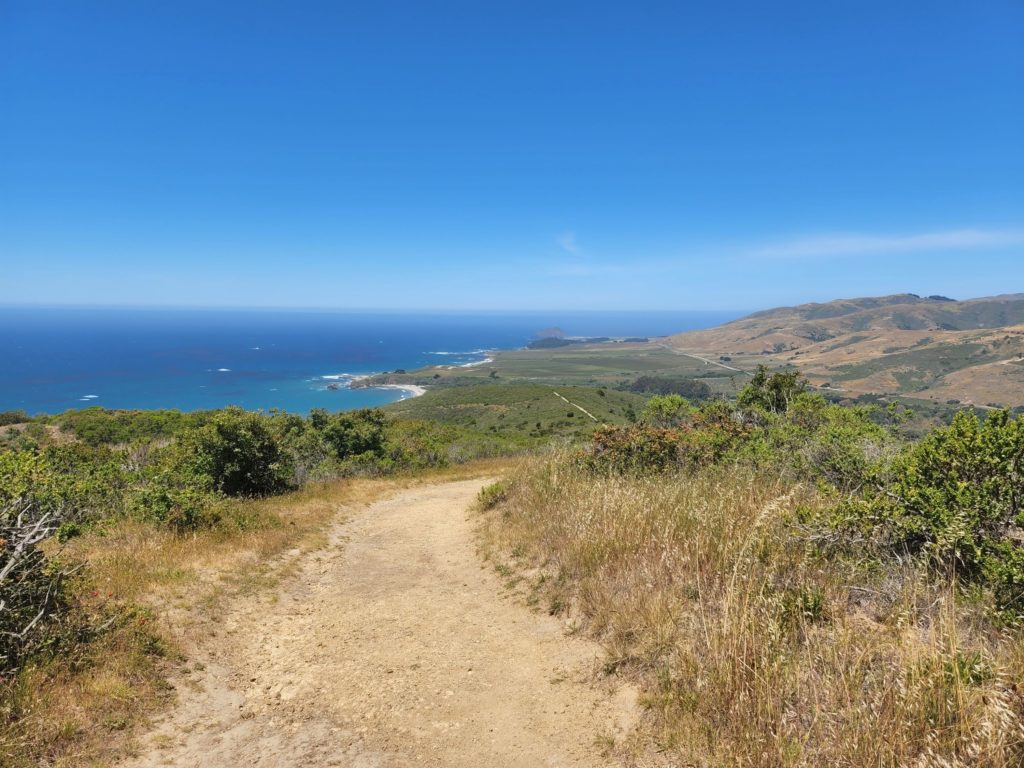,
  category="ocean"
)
[0,307,742,414]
